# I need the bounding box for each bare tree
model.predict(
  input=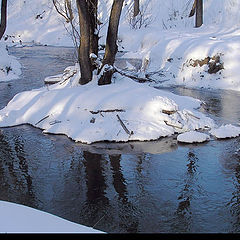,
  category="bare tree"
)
[76,0,92,85]
[189,0,196,18]
[189,0,203,28]
[98,0,124,85]
[0,0,7,40]
[53,0,124,85]
[195,0,203,28]
[133,0,140,17]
